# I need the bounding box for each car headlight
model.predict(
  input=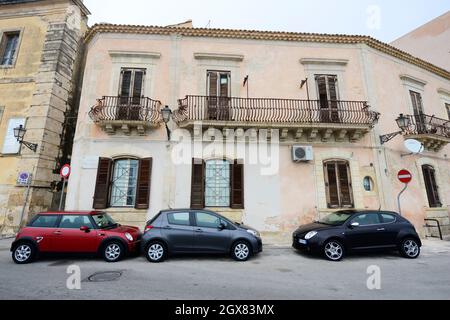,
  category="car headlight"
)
[125,233,134,242]
[305,231,318,240]
[247,229,260,238]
